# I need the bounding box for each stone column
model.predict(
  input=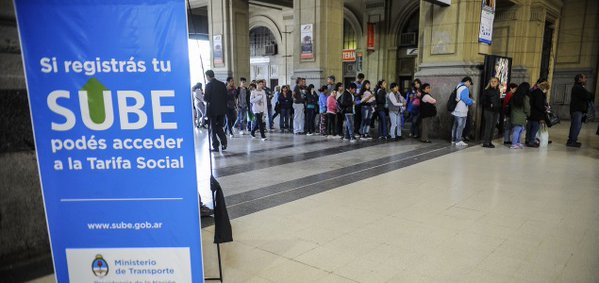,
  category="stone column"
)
[415,0,485,140]
[292,0,343,87]
[207,0,250,81]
